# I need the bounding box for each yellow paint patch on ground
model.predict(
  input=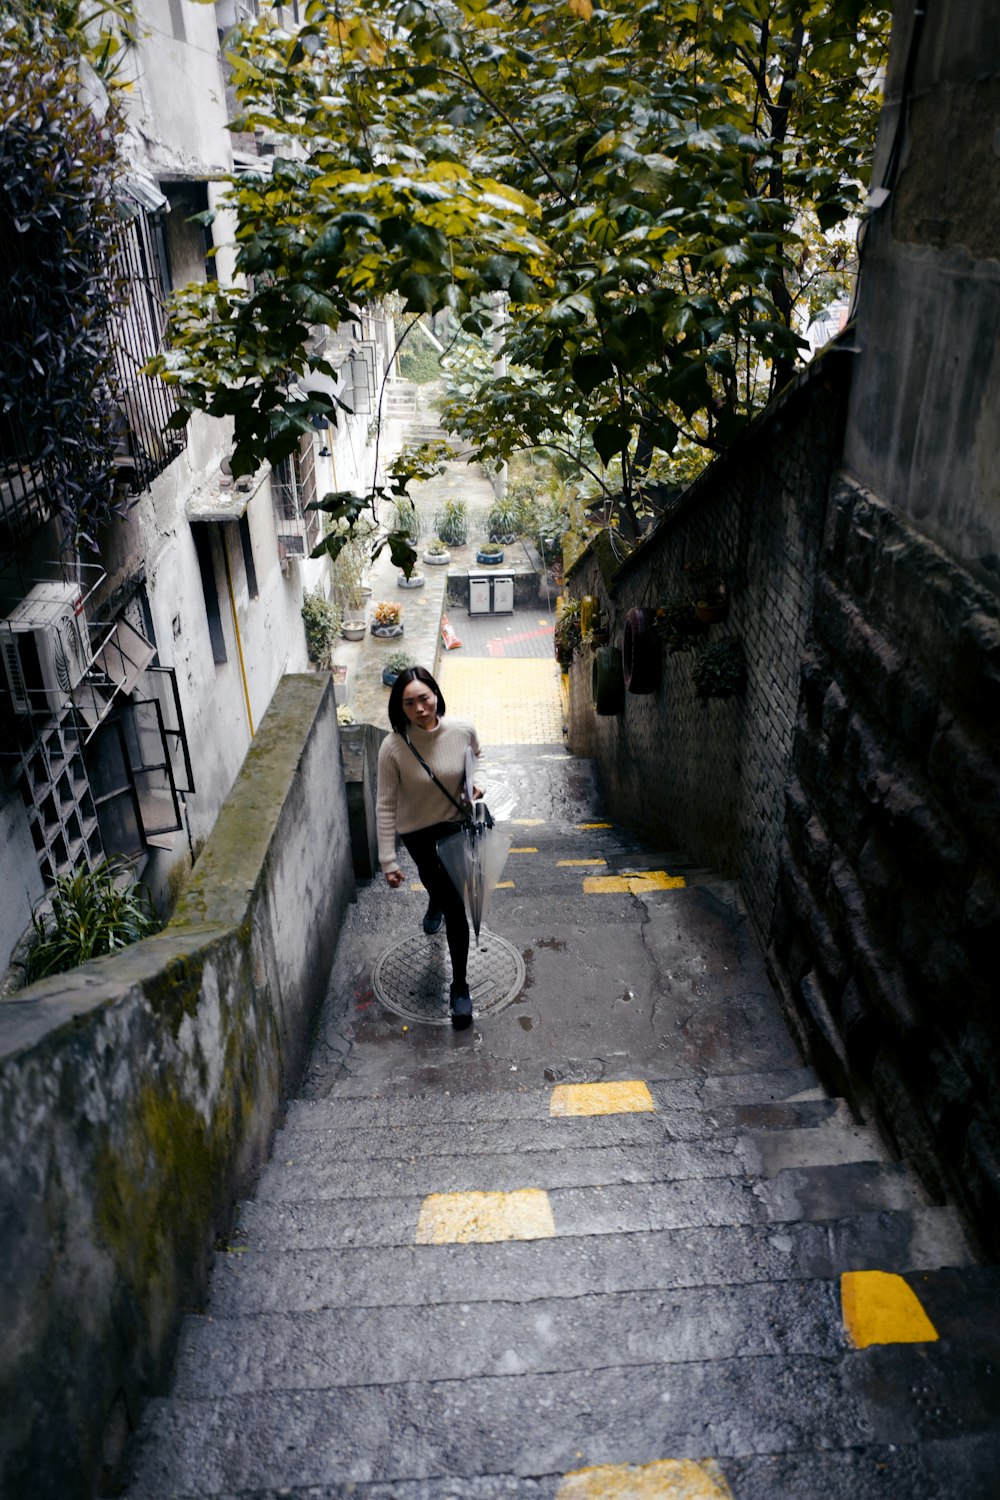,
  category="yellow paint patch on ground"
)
[495,880,514,889]
[557,1458,734,1498]
[557,858,607,867]
[415,1189,556,1244]
[578,822,612,829]
[513,818,545,825]
[510,846,538,854]
[437,657,563,744]
[550,1080,655,1117]
[841,1271,939,1349]
[409,882,426,892]
[583,871,687,894]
